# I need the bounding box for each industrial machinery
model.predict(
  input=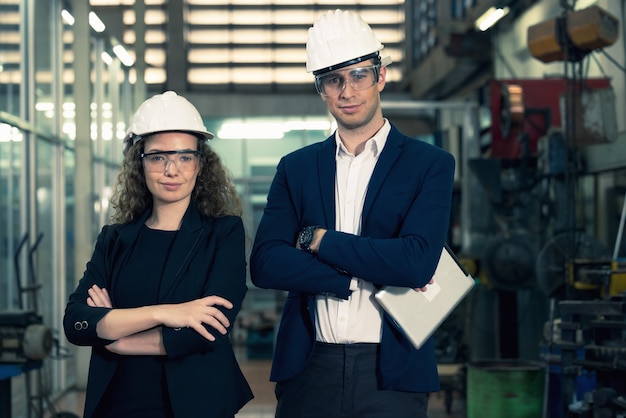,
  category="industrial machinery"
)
[490,77,616,160]
[527,6,619,64]
[538,188,626,418]
[547,298,626,418]
[477,76,617,291]
[536,231,614,299]
[451,3,625,416]
[1,234,53,364]
[0,233,77,418]
[0,310,52,364]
